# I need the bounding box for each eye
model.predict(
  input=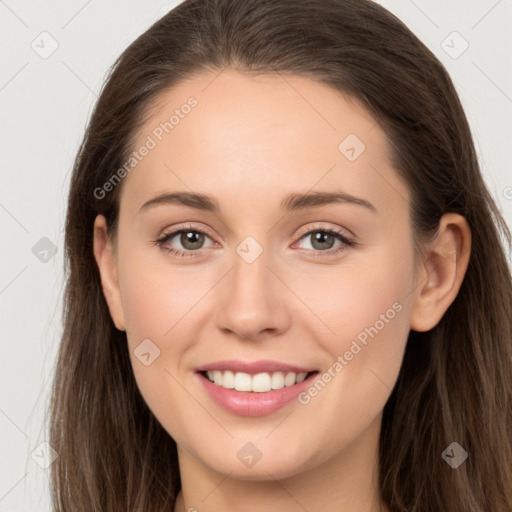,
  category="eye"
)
[155,224,216,258]
[292,225,356,257]
[154,223,356,259]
